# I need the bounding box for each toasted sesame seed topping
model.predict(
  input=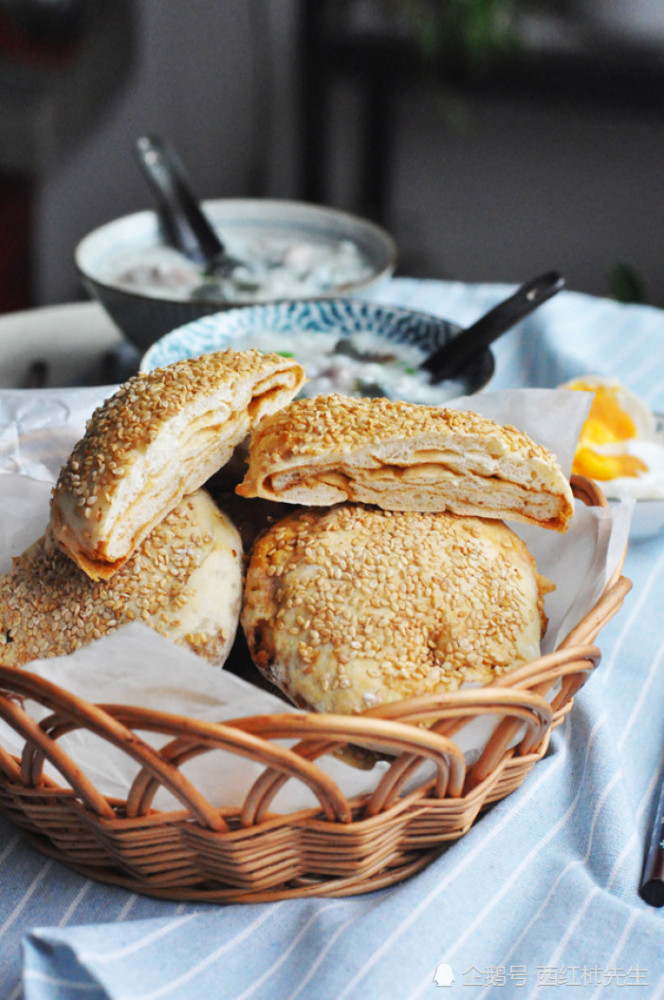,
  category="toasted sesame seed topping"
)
[49,348,305,577]
[241,503,551,715]
[245,394,554,465]
[0,491,242,668]
[52,349,303,509]
[237,393,574,531]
